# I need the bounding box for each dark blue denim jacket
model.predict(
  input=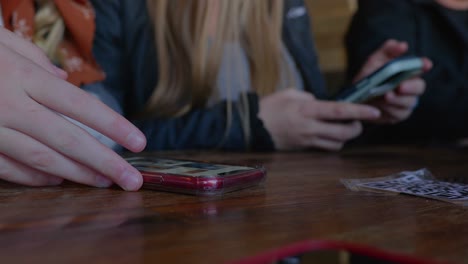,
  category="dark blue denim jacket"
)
[88,0,325,151]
